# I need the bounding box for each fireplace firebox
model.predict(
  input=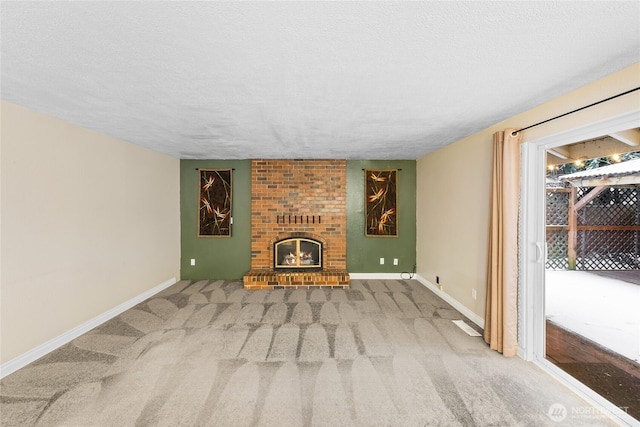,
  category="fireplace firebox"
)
[274,237,322,270]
